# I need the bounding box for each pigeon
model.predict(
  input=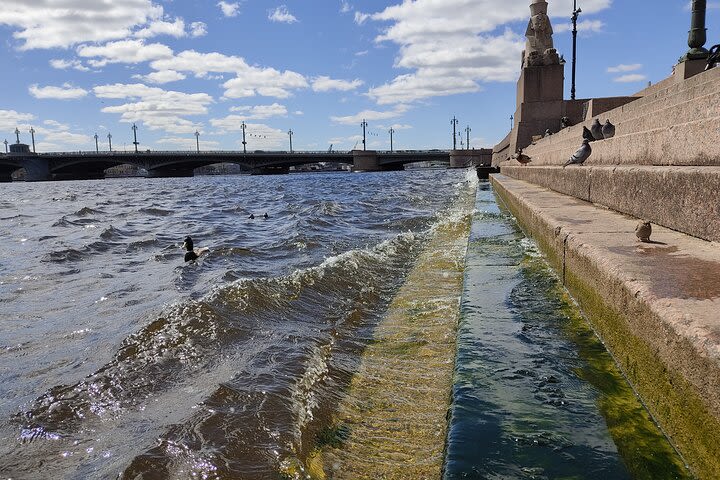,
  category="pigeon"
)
[590,118,604,140]
[582,126,595,142]
[560,116,572,129]
[511,148,531,166]
[602,119,615,139]
[544,129,553,137]
[563,139,592,167]
[635,221,652,242]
